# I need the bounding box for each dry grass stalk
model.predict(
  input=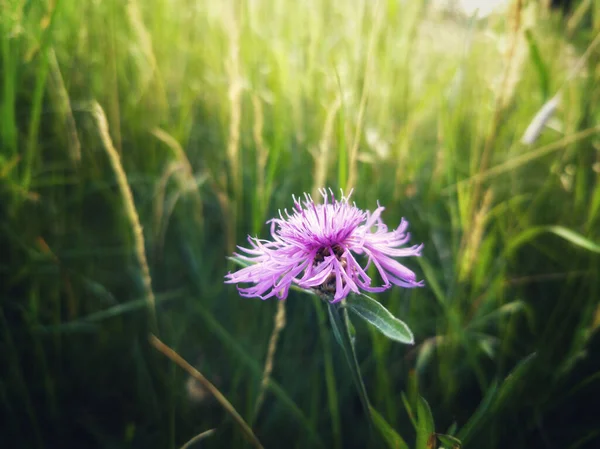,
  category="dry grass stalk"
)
[477,0,523,175]
[126,0,168,110]
[254,300,287,417]
[208,175,236,254]
[522,26,600,145]
[454,124,600,189]
[93,101,157,329]
[459,188,494,281]
[225,5,243,199]
[149,335,264,449]
[346,3,384,192]
[463,0,523,258]
[180,428,217,449]
[153,161,185,251]
[151,128,205,227]
[312,96,341,199]
[48,48,81,163]
[154,162,185,224]
[105,27,122,154]
[252,94,269,218]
